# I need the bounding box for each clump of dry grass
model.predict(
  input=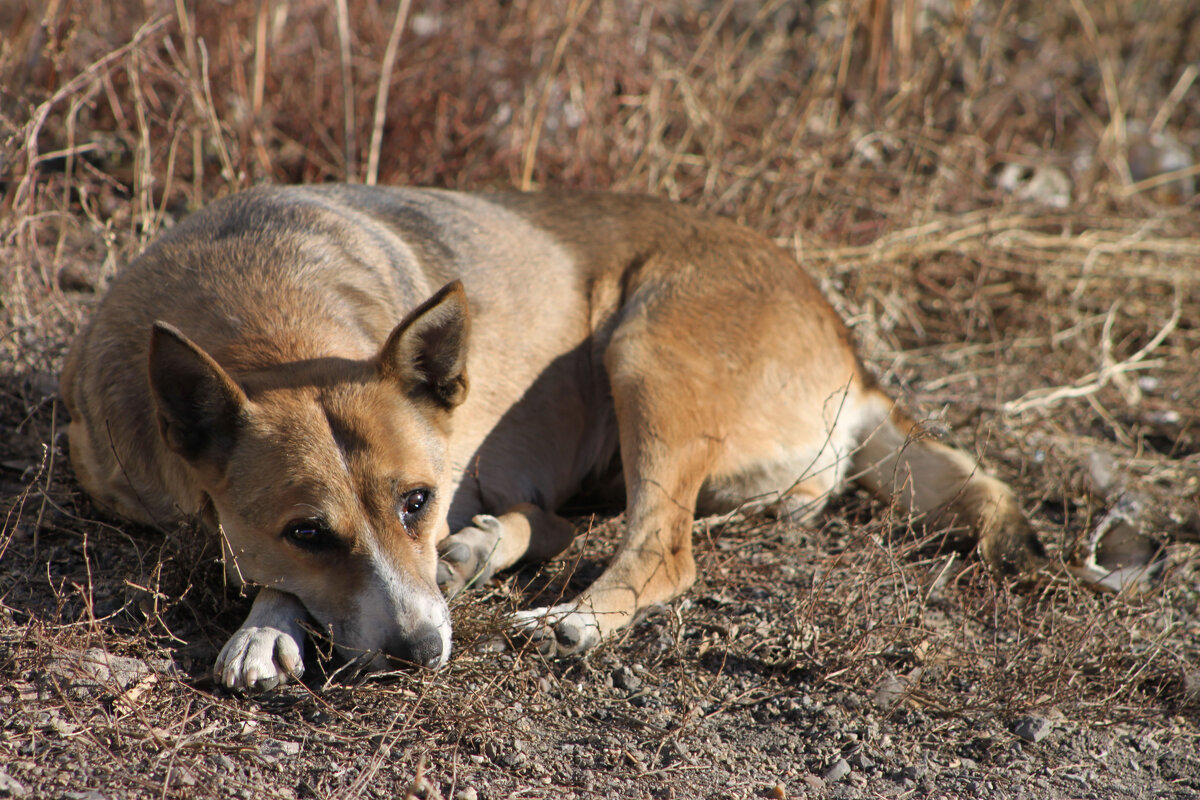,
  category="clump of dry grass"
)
[2,1,1199,798]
